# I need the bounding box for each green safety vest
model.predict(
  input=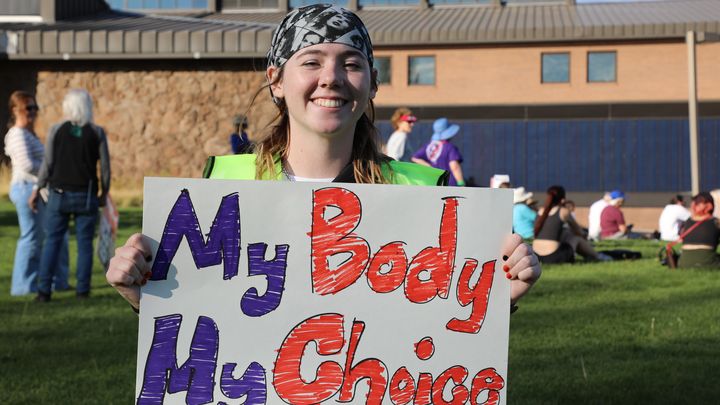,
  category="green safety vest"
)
[202,154,448,186]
